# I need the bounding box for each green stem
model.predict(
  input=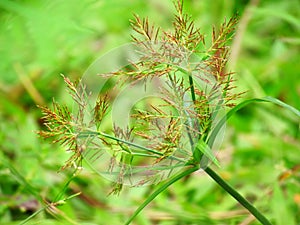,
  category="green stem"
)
[125,165,199,225]
[99,162,186,176]
[79,129,185,163]
[204,166,272,225]
[188,73,196,103]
